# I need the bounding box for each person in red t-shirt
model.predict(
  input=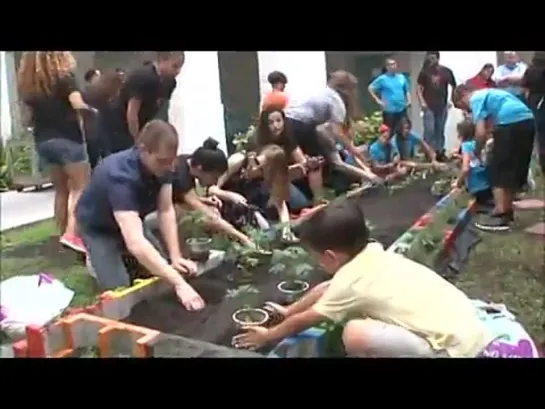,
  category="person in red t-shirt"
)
[466,63,496,90]
[261,71,289,111]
